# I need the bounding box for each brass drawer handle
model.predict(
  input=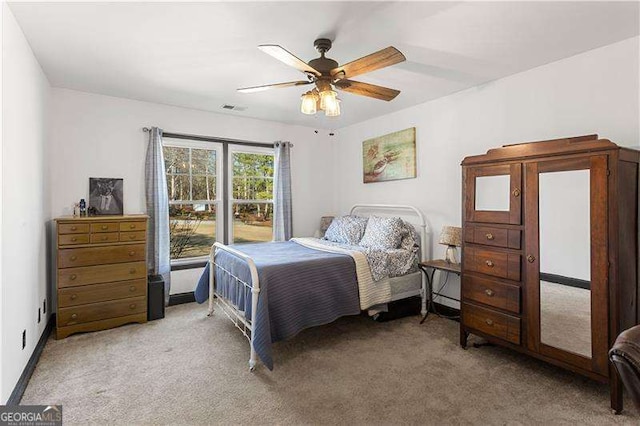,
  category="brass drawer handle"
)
[130,224,136,229]
[70,294,78,300]
[512,188,521,197]
[128,251,135,256]
[129,286,136,292]
[101,225,108,230]
[129,235,135,240]
[129,268,136,274]
[70,255,77,261]
[527,255,536,263]
[485,233,494,240]
[485,318,494,326]
[485,260,494,268]
[129,304,136,309]
[71,313,78,320]
[71,237,77,242]
[484,289,494,297]
[70,274,77,280]
[71,225,77,231]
